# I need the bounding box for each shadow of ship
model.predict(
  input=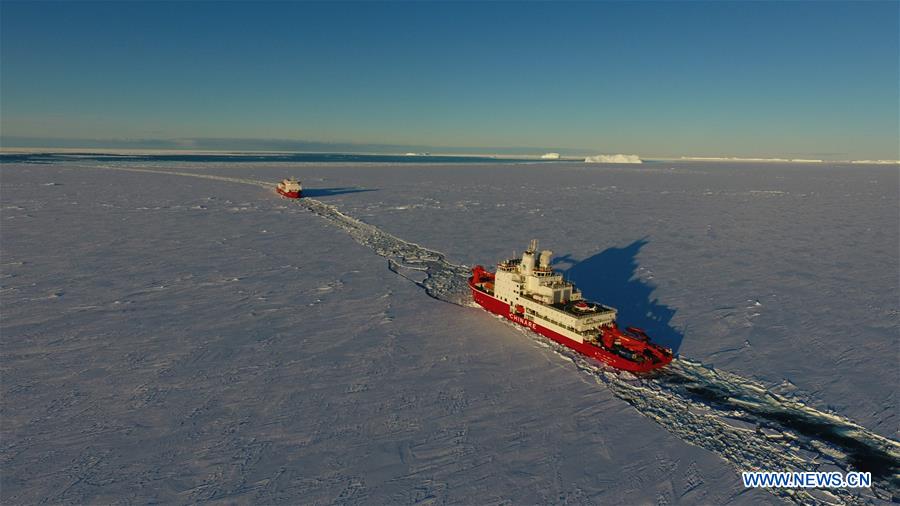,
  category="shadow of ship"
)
[554,238,684,354]
[302,187,377,198]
